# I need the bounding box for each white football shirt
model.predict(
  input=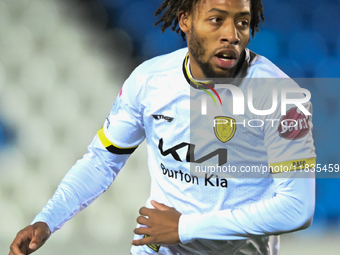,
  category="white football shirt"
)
[32,48,316,255]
